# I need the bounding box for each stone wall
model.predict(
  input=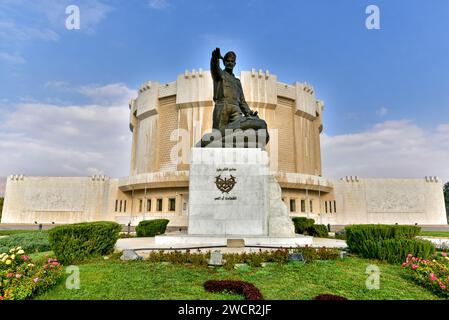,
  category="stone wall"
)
[334,177,447,225]
[1,175,117,224]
